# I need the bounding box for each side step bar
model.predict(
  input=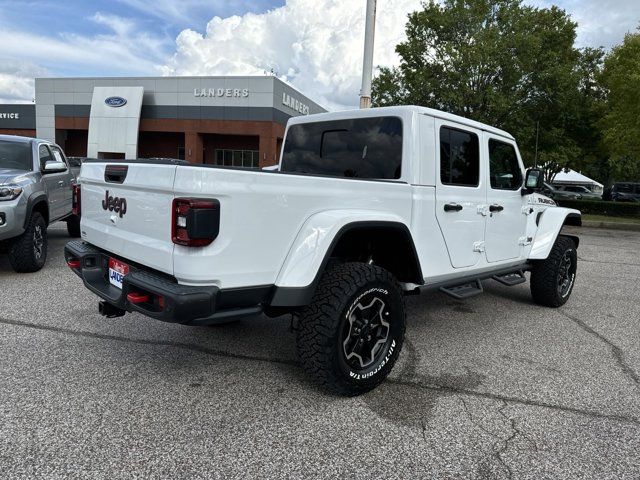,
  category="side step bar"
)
[439,279,483,299]
[492,270,526,286]
[420,264,531,300]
